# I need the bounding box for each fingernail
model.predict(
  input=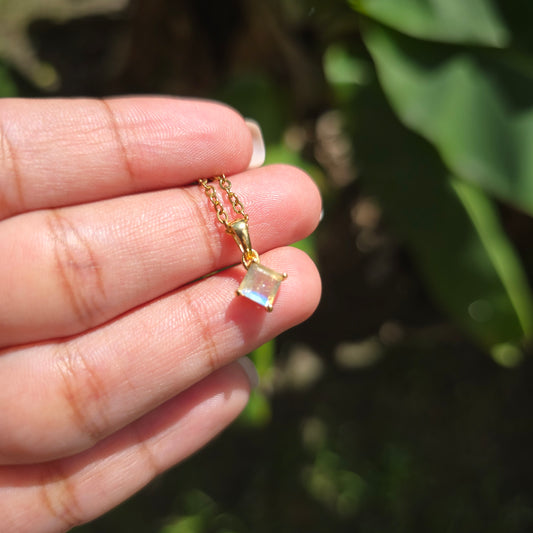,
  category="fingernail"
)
[245,119,266,169]
[236,356,260,389]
